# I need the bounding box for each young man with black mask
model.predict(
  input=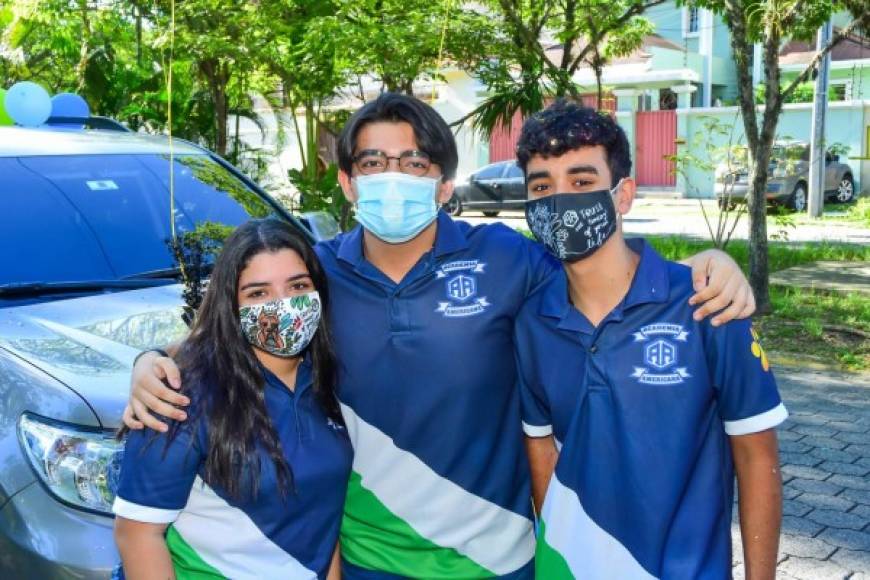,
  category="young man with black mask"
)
[515,101,784,579]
